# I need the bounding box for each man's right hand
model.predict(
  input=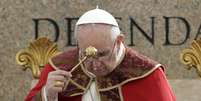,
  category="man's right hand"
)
[45,70,72,100]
